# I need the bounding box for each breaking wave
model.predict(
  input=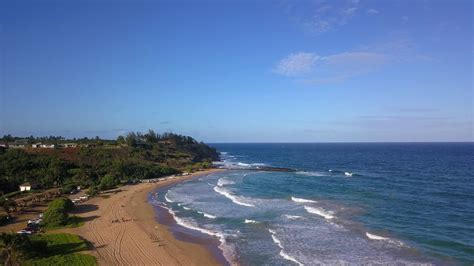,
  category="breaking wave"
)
[163,205,234,264]
[244,219,259,224]
[366,232,404,246]
[198,211,217,219]
[291,196,317,203]
[284,215,303,220]
[268,229,303,266]
[213,186,255,207]
[164,192,173,203]
[217,177,235,187]
[296,171,327,177]
[304,206,334,220]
